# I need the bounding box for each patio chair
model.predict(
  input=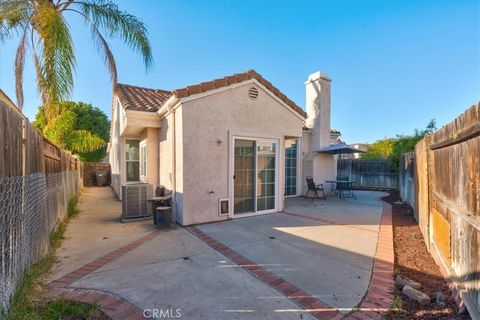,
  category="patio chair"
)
[305,176,326,200]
